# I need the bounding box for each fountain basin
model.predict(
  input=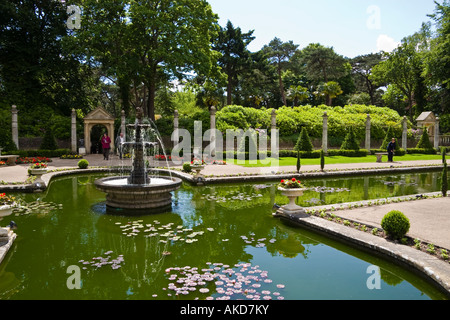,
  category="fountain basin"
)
[94,176,182,212]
